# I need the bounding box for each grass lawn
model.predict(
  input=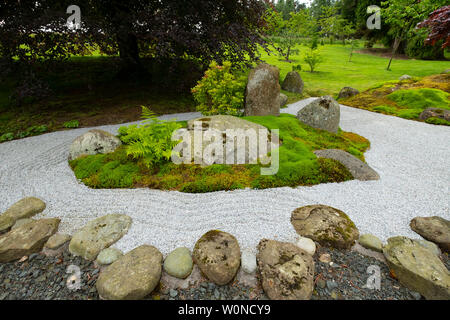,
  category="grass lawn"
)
[69,114,370,193]
[260,43,450,98]
[1,43,448,142]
